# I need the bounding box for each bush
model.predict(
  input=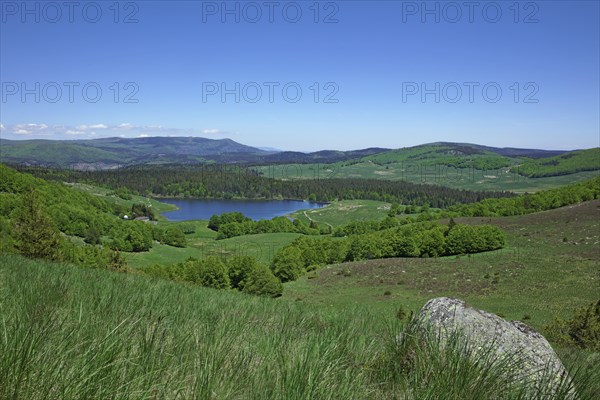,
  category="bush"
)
[184,257,230,289]
[242,264,283,297]
[84,227,101,245]
[227,256,259,290]
[347,234,382,261]
[110,221,153,252]
[11,189,63,261]
[162,227,186,247]
[444,225,505,255]
[131,203,155,220]
[271,247,304,282]
[208,212,251,231]
[545,300,600,351]
[179,223,196,234]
